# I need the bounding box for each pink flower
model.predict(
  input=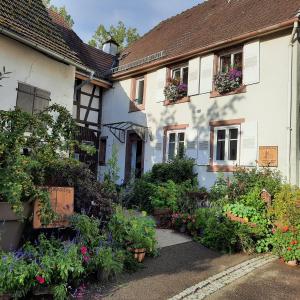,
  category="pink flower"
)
[83,255,90,263]
[81,246,88,255]
[36,275,45,284]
